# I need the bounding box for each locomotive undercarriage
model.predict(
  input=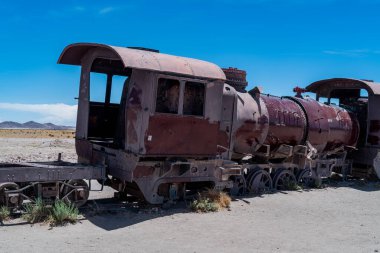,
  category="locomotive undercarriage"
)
[230,144,352,196]
[0,161,105,209]
[101,144,353,205]
[102,158,241,204]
